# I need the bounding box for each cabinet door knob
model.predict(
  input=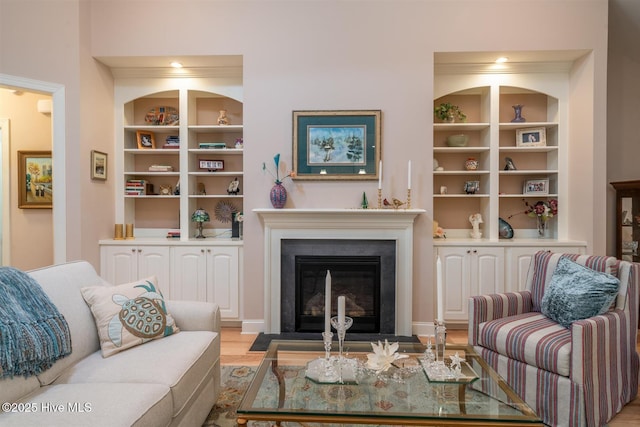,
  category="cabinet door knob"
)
[473,249,477,254]
[467,250,471,254]
[201,249,205,253]
[131,248,136,253]
[207,249,211,253]
[138,249,142,253]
